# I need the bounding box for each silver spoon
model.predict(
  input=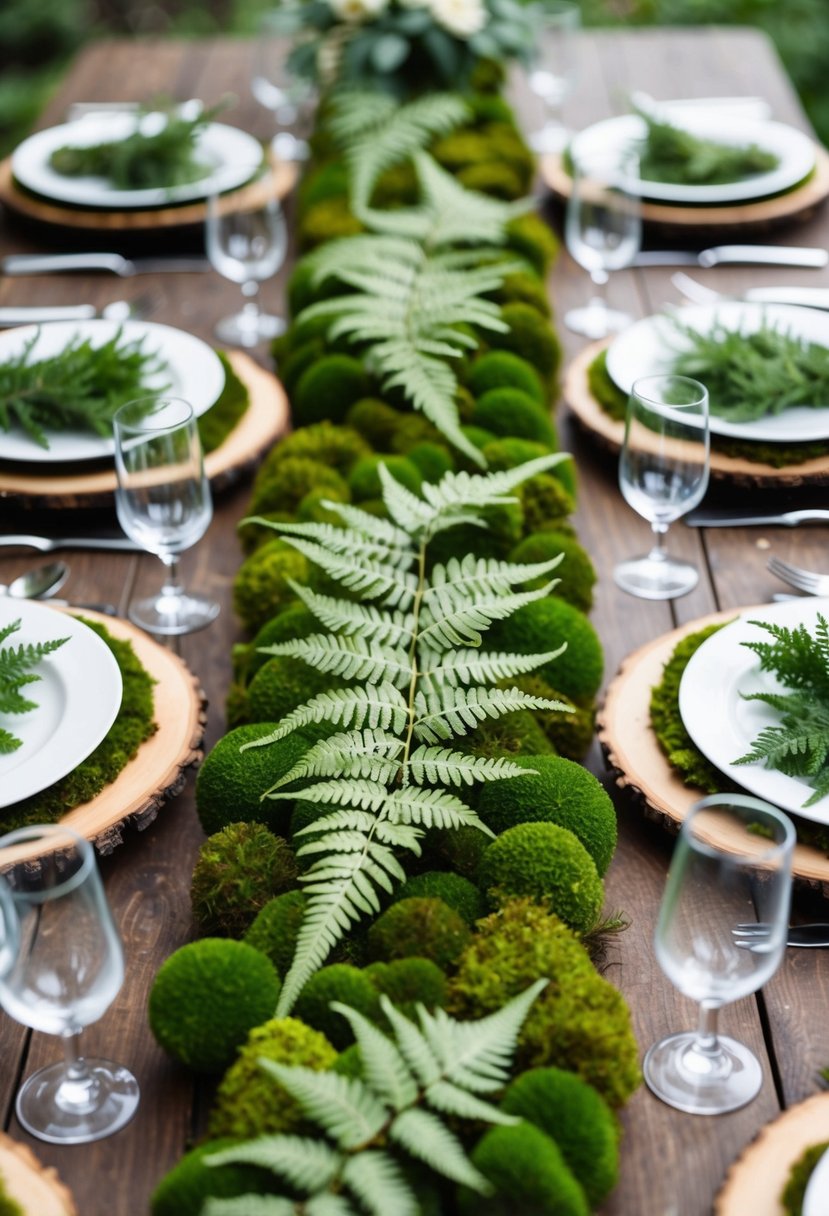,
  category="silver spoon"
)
[0,561,69,600]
